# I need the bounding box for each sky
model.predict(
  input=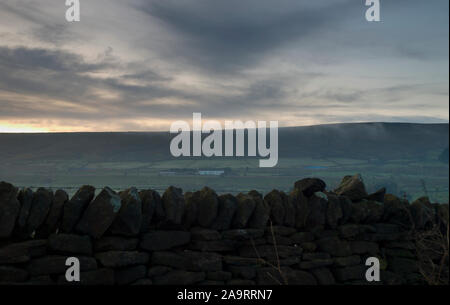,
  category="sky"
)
[0,0,448,132]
